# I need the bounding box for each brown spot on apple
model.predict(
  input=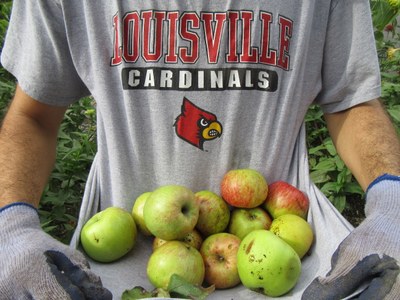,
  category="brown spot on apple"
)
[245,240,254,254]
